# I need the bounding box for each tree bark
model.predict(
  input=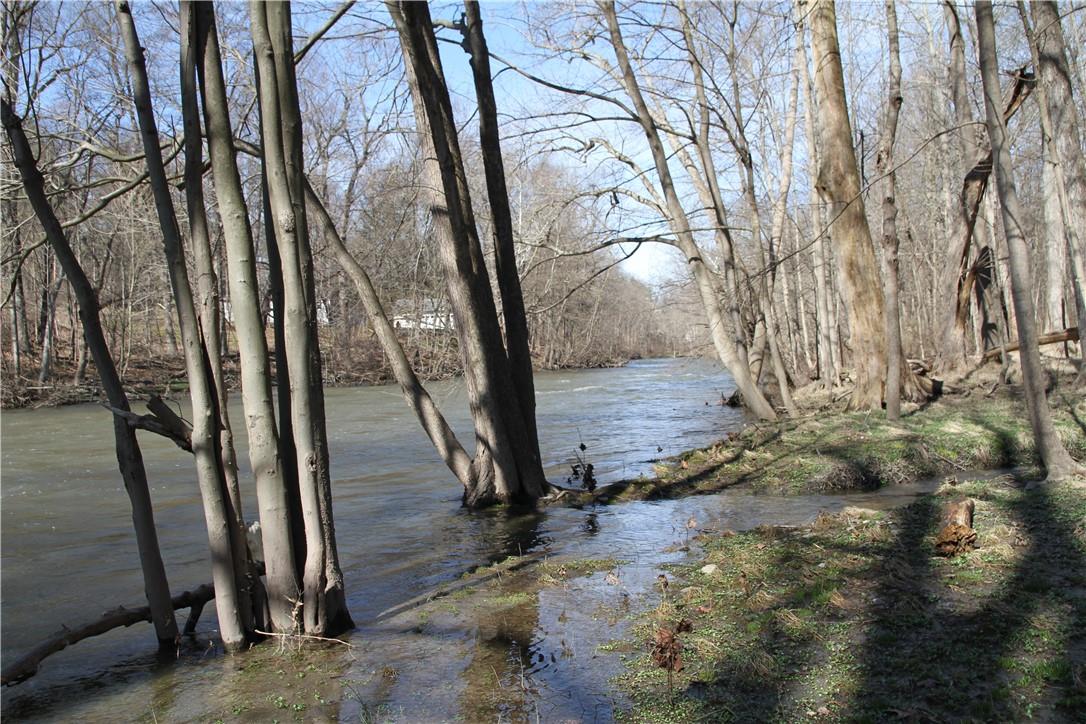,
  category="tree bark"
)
[2,98,178,645]
[1029,1,1086,369]
[462,0,545,466]
[974,0,1080,482]
[878,0,903,420]
[799,22,838,389]
[179,0,253,636]
[251,0,352,634]
[192,0,301,634]
[808,0,887,410]
[389,0,550,505]
[115,0,247,650]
